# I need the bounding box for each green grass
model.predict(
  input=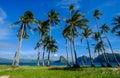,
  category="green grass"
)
[0,65,120,78]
